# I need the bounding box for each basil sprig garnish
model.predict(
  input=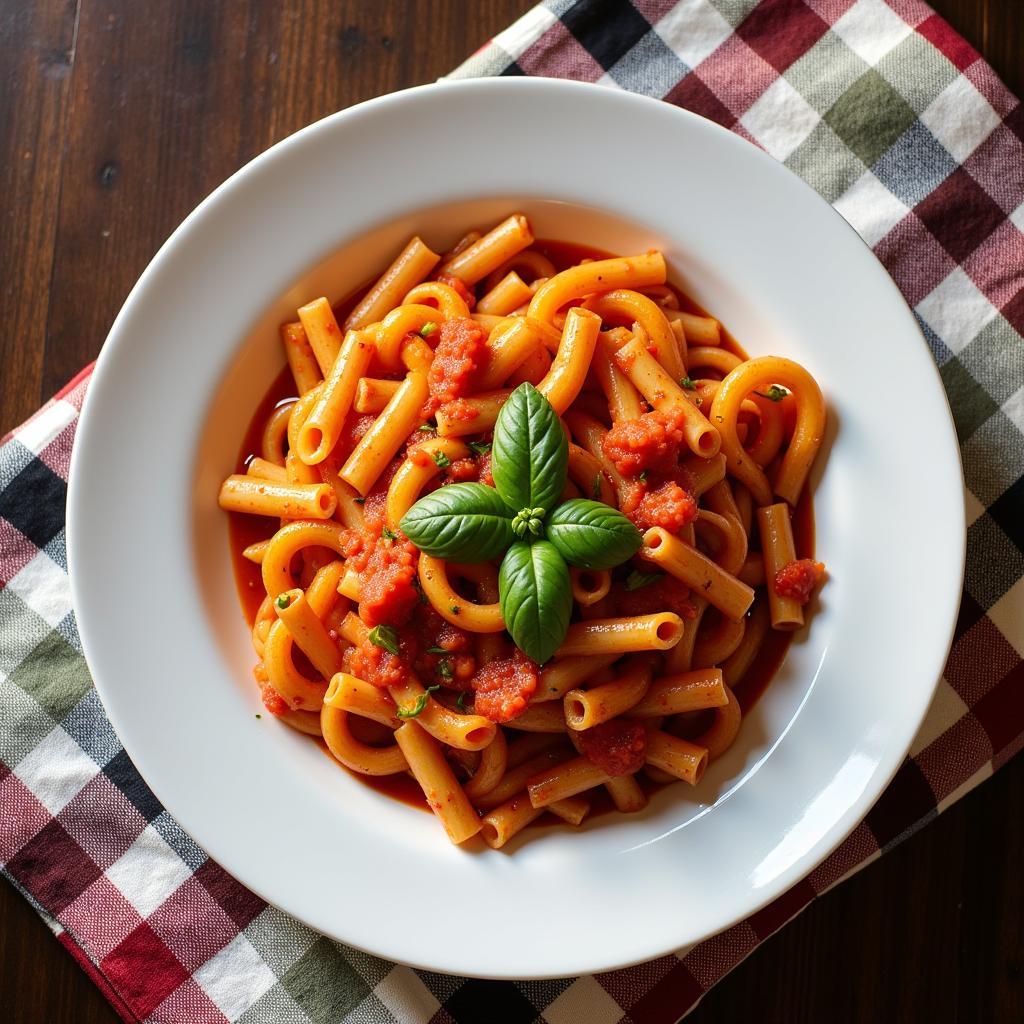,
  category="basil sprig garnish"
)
[400,383,641,663]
